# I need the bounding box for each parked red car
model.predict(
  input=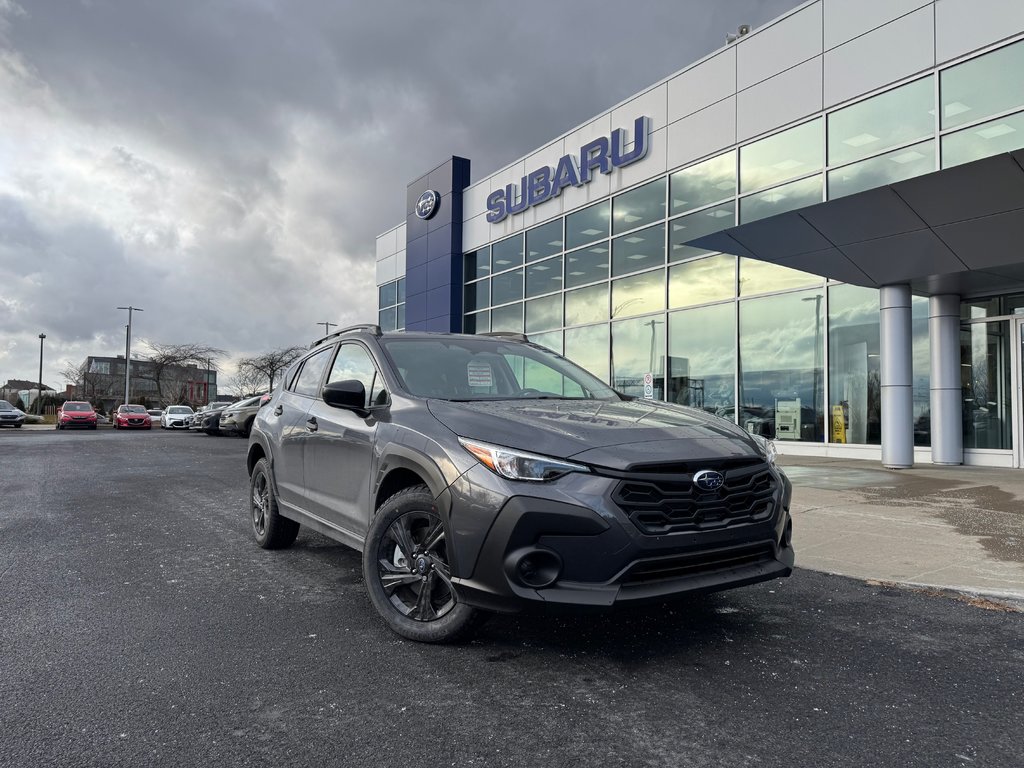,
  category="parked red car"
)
[113,404,152,430]
[56,401,98,430]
